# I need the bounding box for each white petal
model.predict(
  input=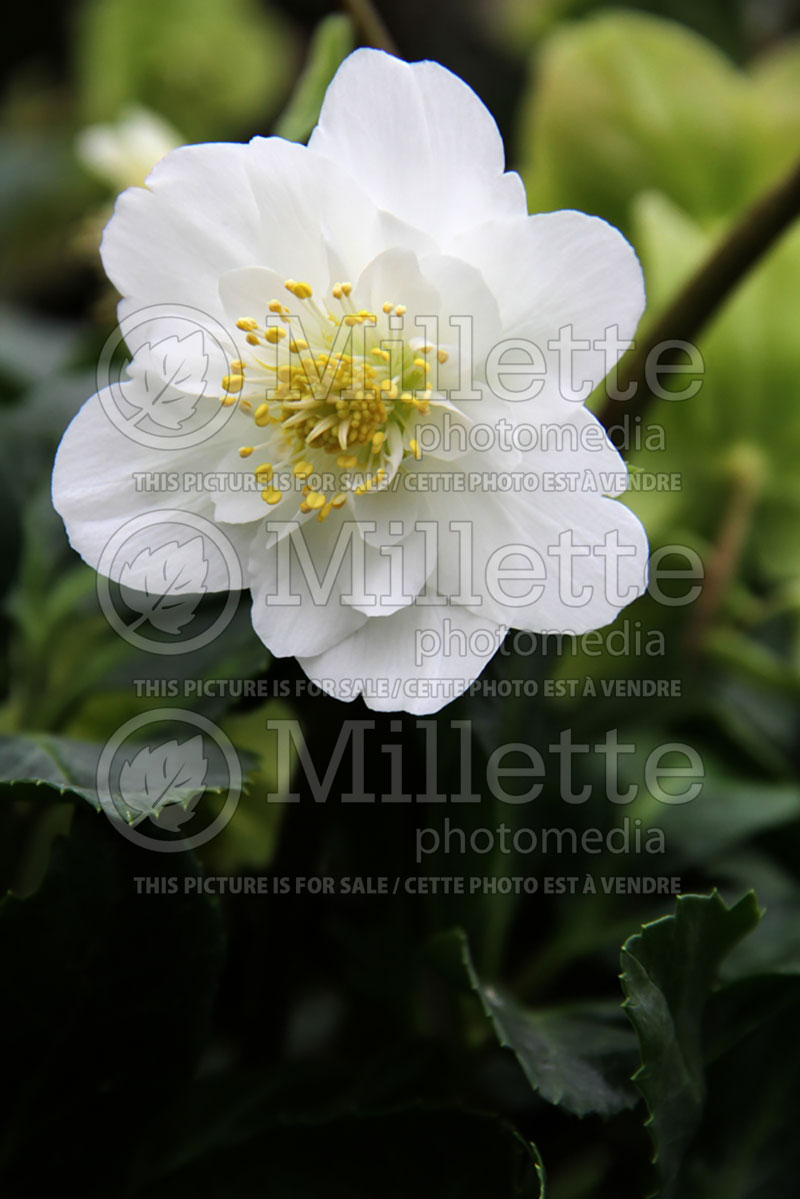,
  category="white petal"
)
[426,457,649,634]
[450,210,646,406]
[102,138,388,326]
[355,246,440,318]
[309,49,526,243]
[52,391,253,587]
[348,528,432,617]
[298,601,504,715]
[102,142,261,320]
[248,511,368,657]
